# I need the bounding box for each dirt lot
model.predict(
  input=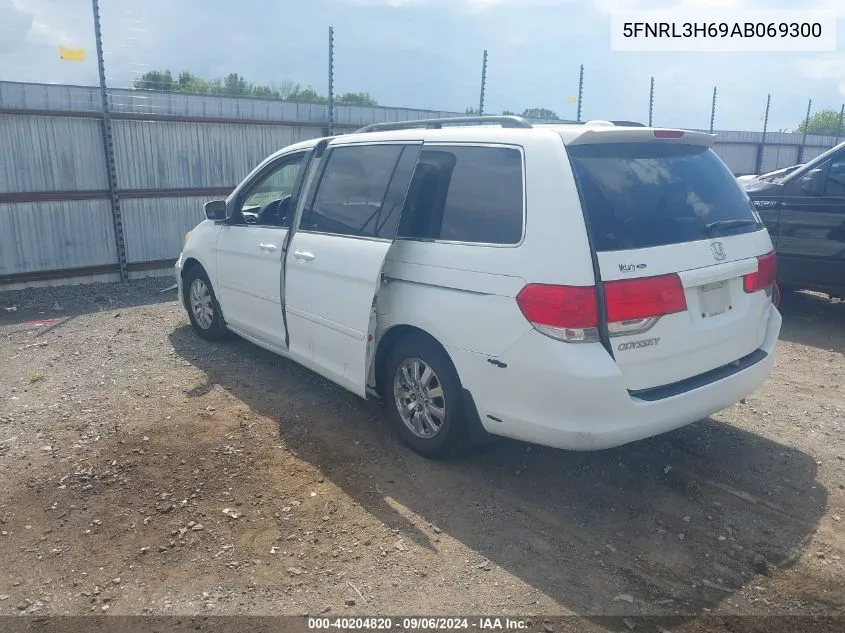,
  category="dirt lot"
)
[0,279,843,631]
